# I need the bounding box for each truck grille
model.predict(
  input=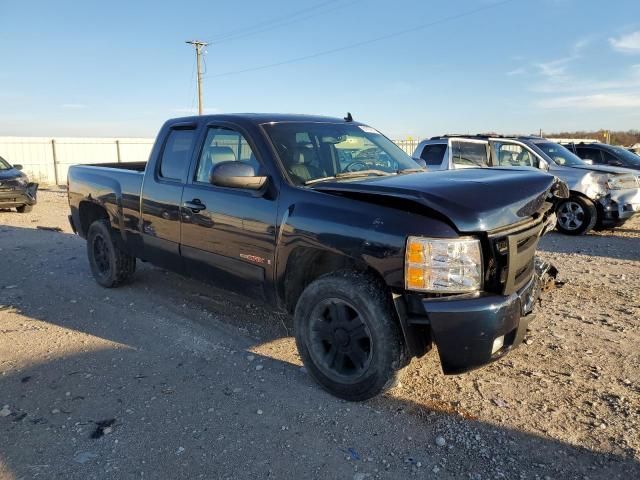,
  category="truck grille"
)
[486,220,544,295]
